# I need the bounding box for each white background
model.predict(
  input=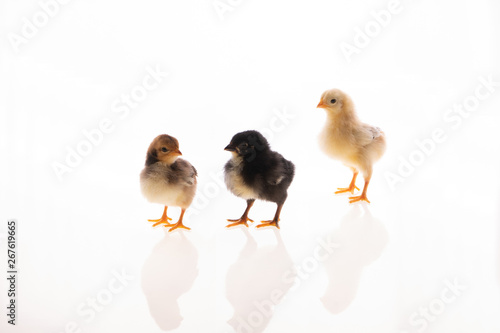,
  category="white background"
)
[1,0,500,332]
